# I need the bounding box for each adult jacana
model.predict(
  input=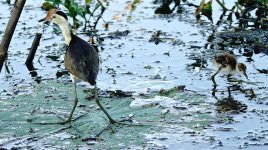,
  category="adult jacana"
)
[39,9,116,124]
[211,53,248,85]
